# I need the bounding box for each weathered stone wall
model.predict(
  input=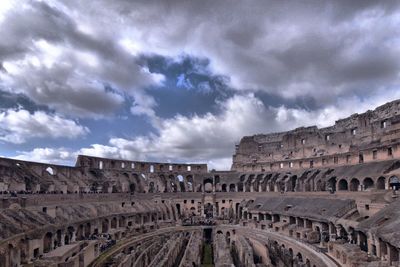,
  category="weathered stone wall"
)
[232,100,400,172]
